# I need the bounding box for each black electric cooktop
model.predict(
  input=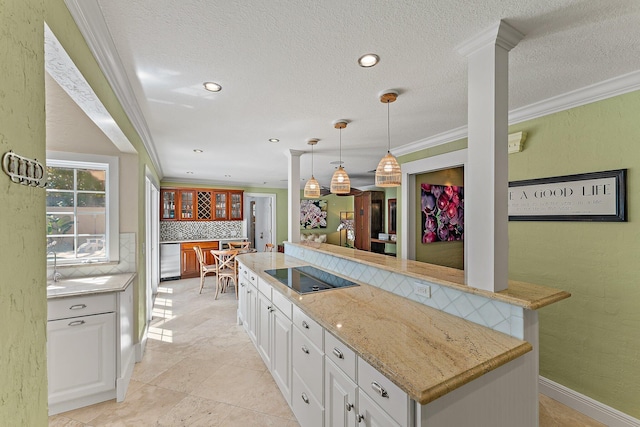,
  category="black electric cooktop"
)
[264,266,359,294]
